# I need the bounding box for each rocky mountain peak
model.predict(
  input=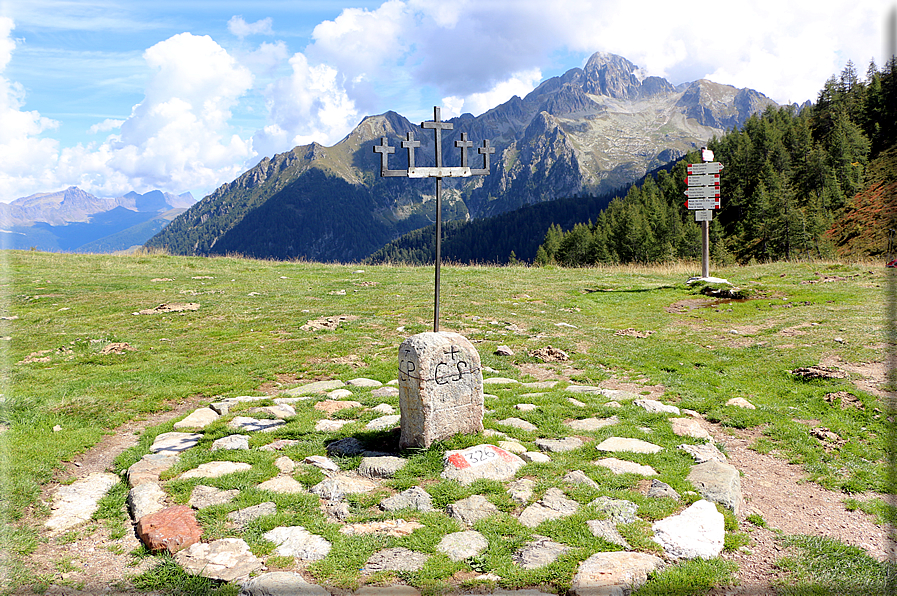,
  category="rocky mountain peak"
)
[582,52,675,100]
